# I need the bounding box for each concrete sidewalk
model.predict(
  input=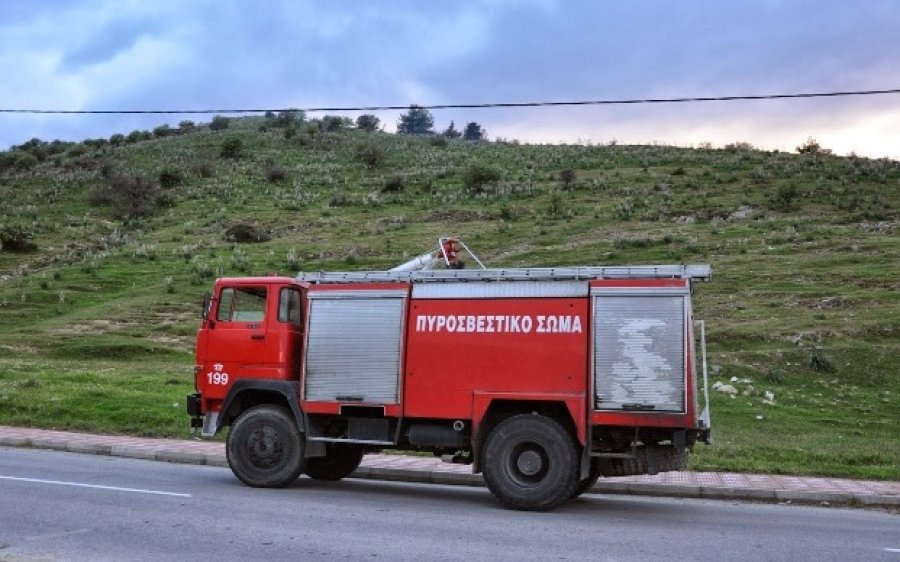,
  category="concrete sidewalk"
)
[1,425,898,508]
